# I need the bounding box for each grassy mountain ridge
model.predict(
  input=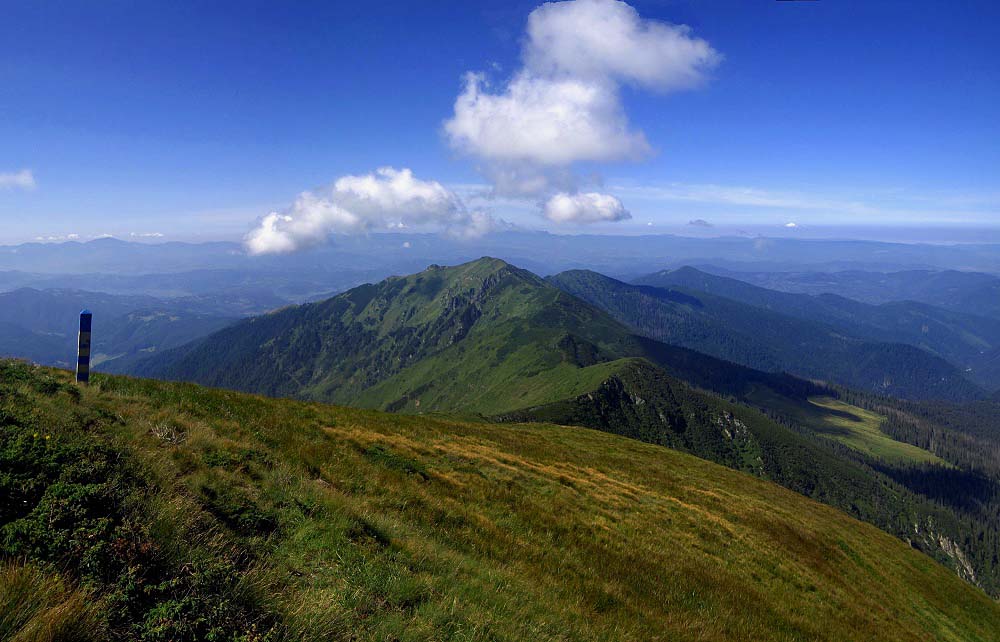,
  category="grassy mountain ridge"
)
[129,258,829,412]
[550,269,985,401]
[3,359,999,640]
